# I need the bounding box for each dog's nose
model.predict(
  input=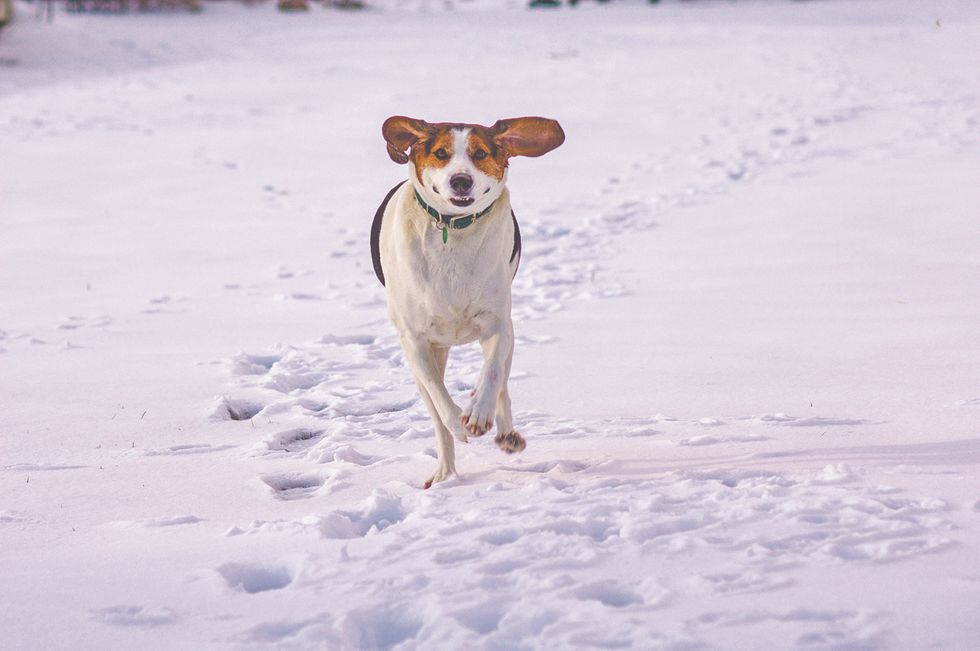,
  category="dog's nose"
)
[449,173,474,195]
